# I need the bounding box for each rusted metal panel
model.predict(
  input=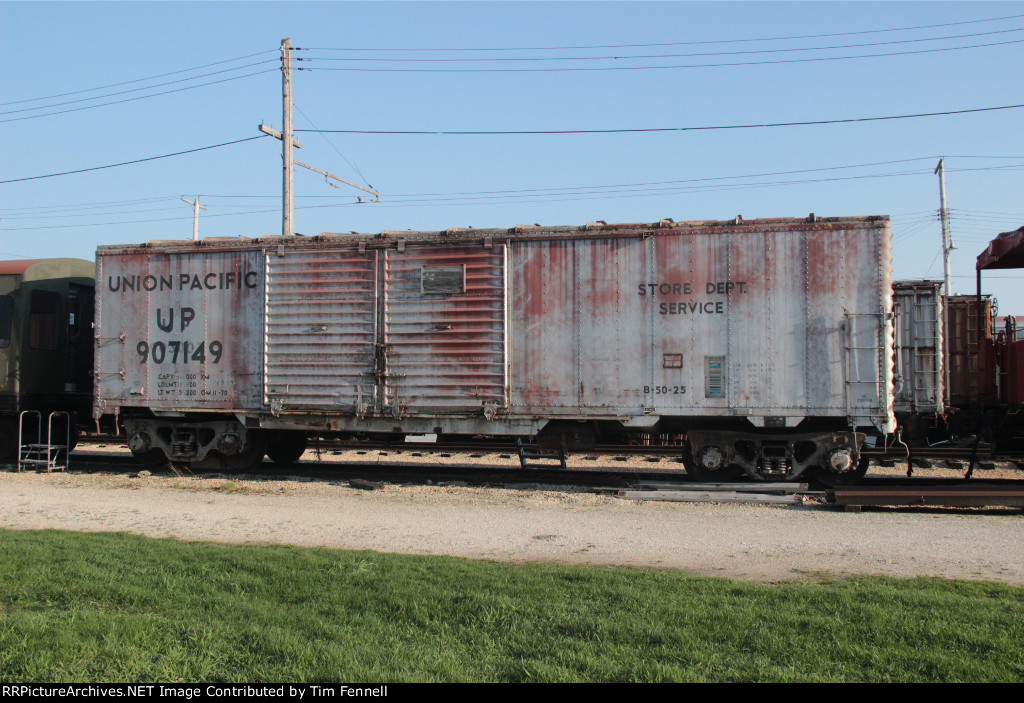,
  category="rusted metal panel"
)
[945,295,995,405]
[575,237,647,409]
[264,248,377,413]
[511,237,649,411]
[509,218,894,433]
[95,249,265,413]
[721,229,814,414]
[831,486,1024,508]
[977,226,1024,270]
[382,244,508,415]
[511,239,580,410]
[892,281,945,414]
